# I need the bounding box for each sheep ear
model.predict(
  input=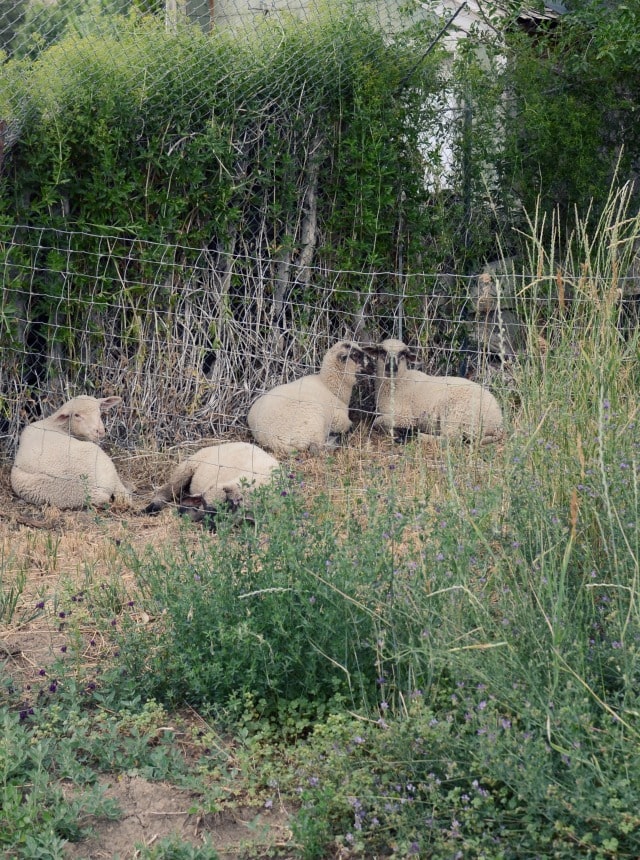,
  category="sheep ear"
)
[404,349,420,364]
[362,344,382,358]
[52,409,72,426]
[99,396,122,412]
